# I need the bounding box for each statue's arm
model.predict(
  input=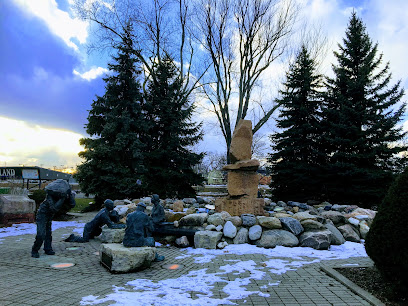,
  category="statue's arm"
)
[105,211,125,229]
